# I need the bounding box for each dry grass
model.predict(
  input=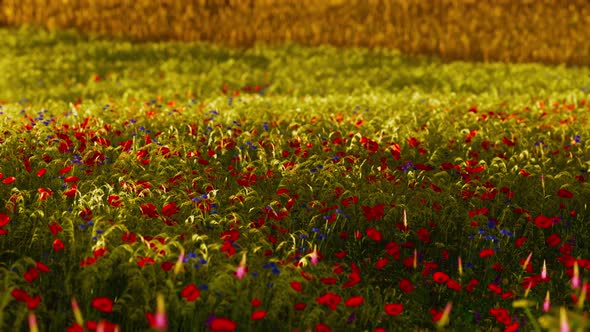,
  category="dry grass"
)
[1,0,589,65]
